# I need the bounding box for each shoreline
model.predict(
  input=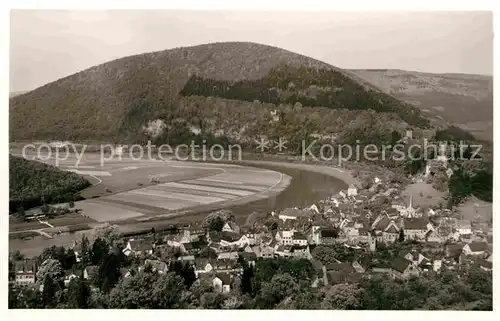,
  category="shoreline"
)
[9,158,351,257]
